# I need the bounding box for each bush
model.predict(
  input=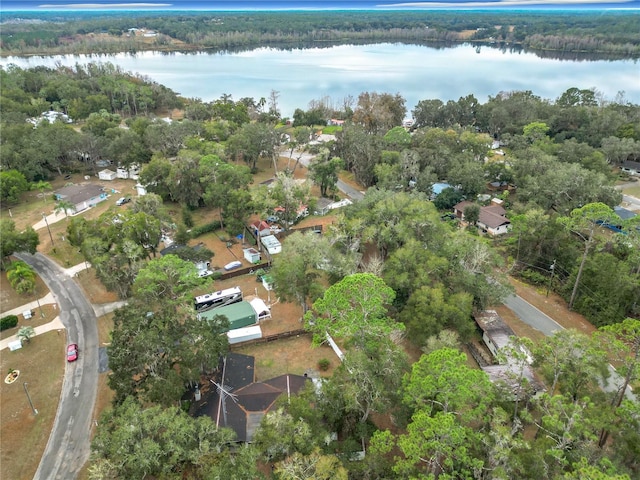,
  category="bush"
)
[520,268,547,286]
[0,315,19,331]
[318,358,331,371]
[190,220,222,238]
